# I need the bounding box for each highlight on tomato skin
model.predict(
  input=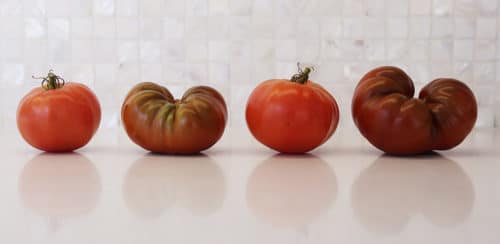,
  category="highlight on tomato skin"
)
[121,82,227,155]
[245,63,340,154]
[351,66,477,155]
[16,70,101,152]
